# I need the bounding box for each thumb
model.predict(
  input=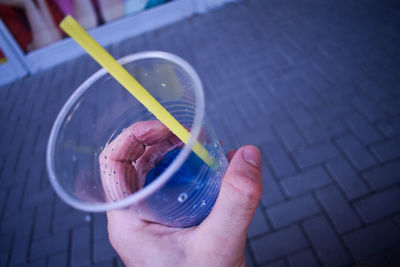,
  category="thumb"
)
[199,145,262,241]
